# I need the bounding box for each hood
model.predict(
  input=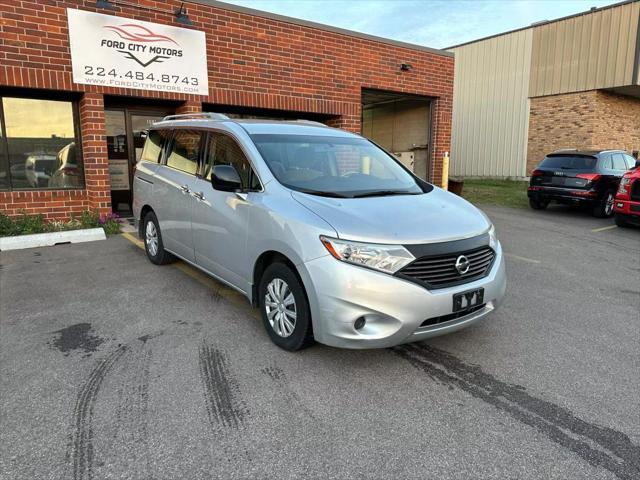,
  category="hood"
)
[291,187,491,244]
